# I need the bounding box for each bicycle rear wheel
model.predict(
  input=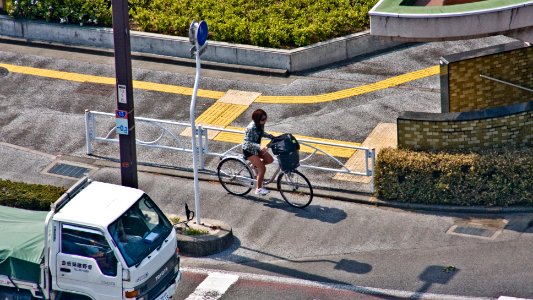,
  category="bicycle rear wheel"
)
[277,170,313,208]
[217,157,254,196]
